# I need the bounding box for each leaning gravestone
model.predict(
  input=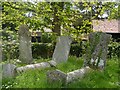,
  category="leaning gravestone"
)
[51,36,72,64]
[84,32,111,70]
[18,24,33,64]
